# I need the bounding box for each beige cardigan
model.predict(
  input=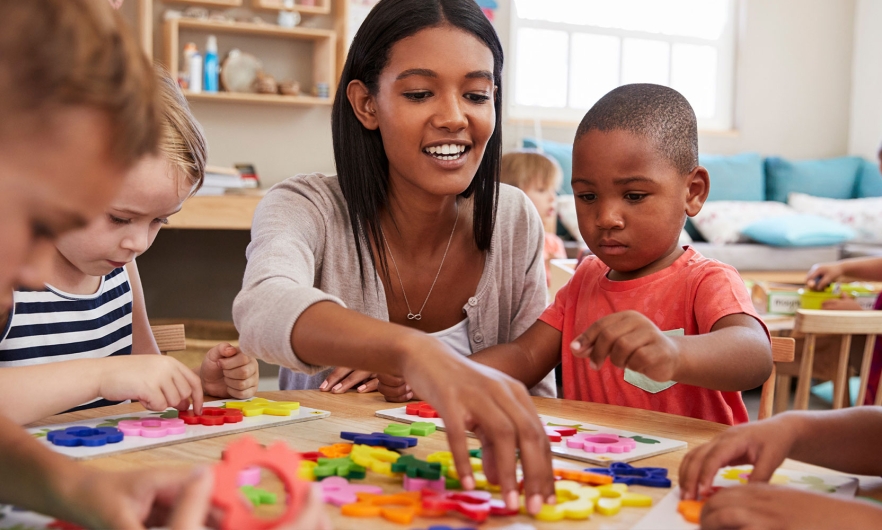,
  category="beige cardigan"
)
[233,174,556,397]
